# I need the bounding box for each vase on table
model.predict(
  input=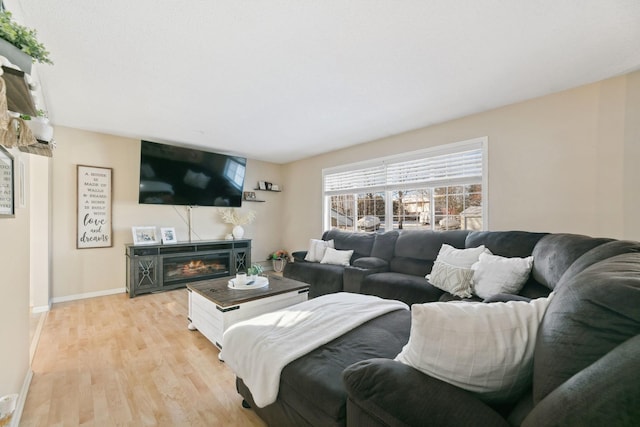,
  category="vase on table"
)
[232,225,244,239]
[272,258,287,273]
